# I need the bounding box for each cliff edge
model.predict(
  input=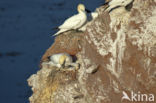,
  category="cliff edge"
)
[28,0,156,103]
